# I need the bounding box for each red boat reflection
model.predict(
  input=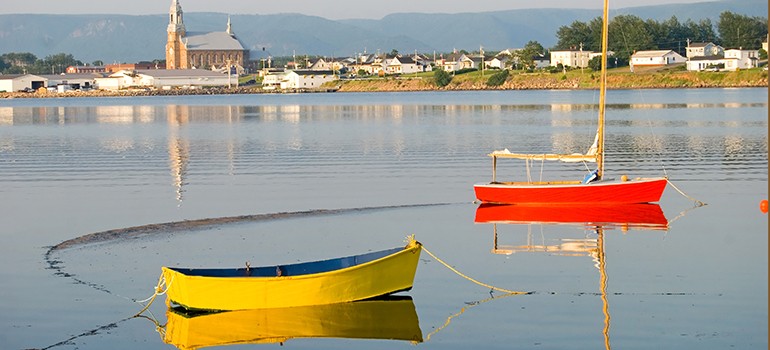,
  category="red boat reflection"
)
[474,203,668,231]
